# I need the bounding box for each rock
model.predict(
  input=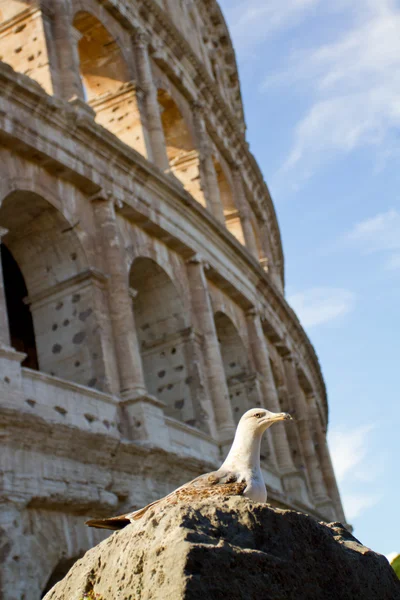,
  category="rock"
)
[44,497,400,600]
